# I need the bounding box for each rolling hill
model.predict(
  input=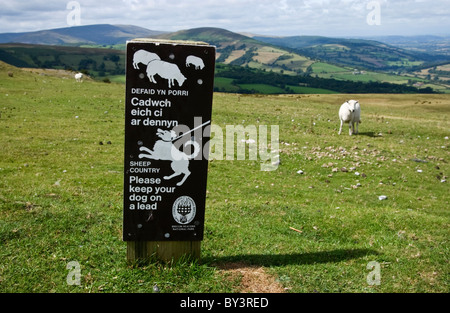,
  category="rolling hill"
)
[1,24,447,73]
[0,24,165,46]
[0,24,448,93]
[155,27,314,75]
[0,43,126,81]
[154,28,448,93]
[361,35,450,56]
[253,35,449,72]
